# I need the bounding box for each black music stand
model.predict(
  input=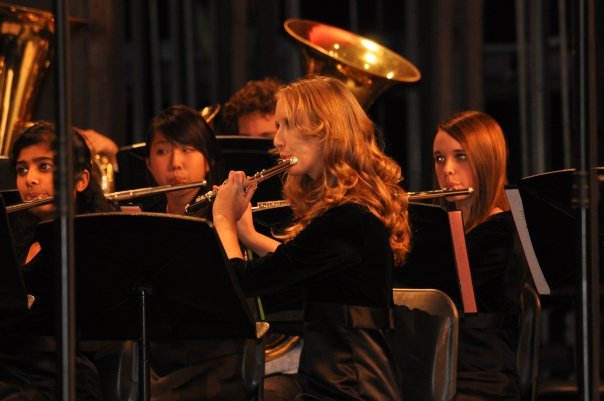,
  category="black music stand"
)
[36,212,257,401]
[393,203,465,310]
[0,195,29,323]
[115,142,150,191]
[217,135,282,202]
[114,143,162,211]
[517,168,604,294]
[0,189,20,207]
[0,156,16,191]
